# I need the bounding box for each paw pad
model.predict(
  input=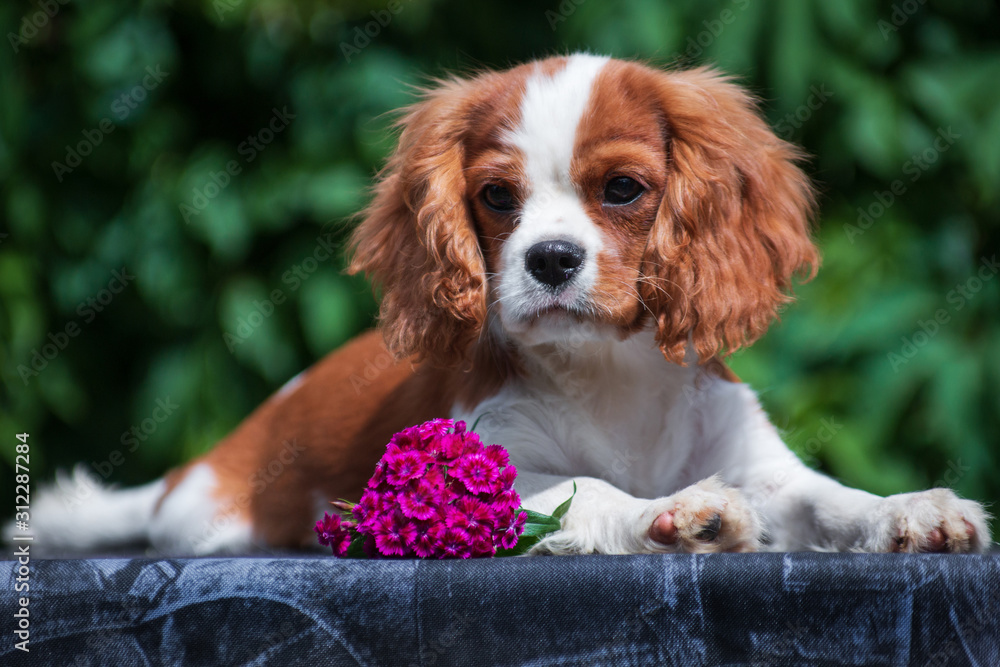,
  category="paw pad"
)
[695,513,722,541]
[876,489,990,554]
[645,479,760,553]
